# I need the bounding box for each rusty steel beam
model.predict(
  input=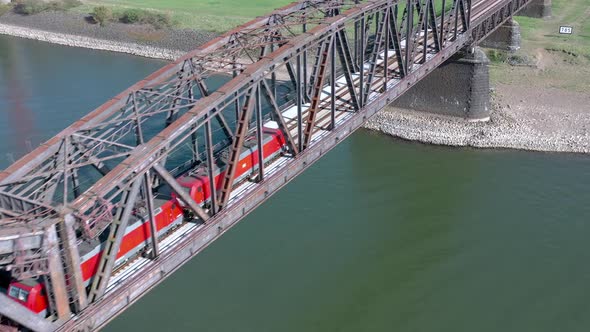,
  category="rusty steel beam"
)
[0,1,536,330]
[45,224,71,320]
[0,0,351,220]
[58,215,87,312]
[260,80,299,156]
[303,36,333,149]
[143,172,159,258]
[88,178,143,303]
[217,86,258,210]
[152,163,210,222]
